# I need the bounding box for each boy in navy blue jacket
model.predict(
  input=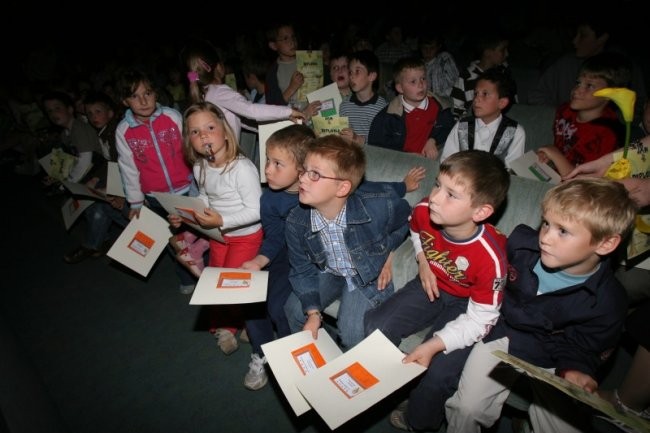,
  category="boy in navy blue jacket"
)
[445,179,638,433]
